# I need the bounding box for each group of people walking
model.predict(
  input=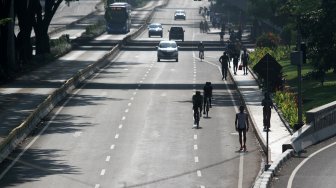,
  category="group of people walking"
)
[219,48,249,80]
